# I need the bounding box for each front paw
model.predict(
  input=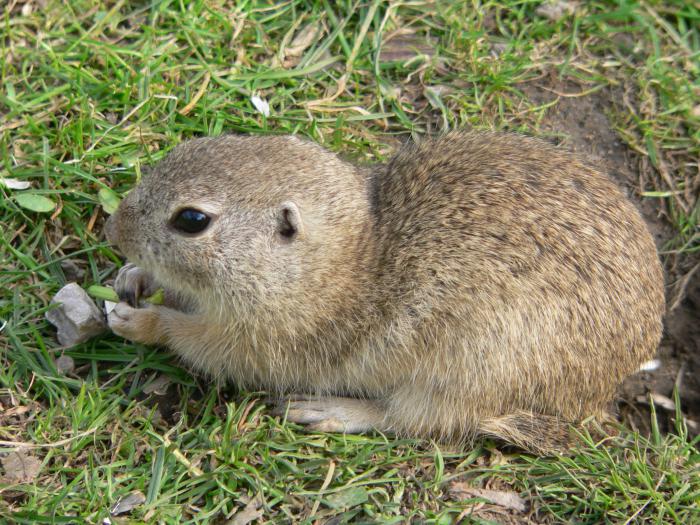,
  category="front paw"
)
[114,263,159,307]
[108,302,166,345]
